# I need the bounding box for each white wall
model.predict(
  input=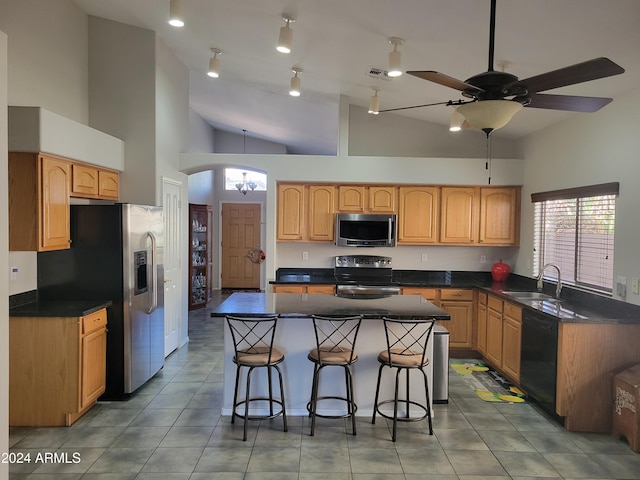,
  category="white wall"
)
[0,0,88,124]
[189,109,215,153]
[517,88,640,304]
[214,129,287,154]
[1,28,9,480]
